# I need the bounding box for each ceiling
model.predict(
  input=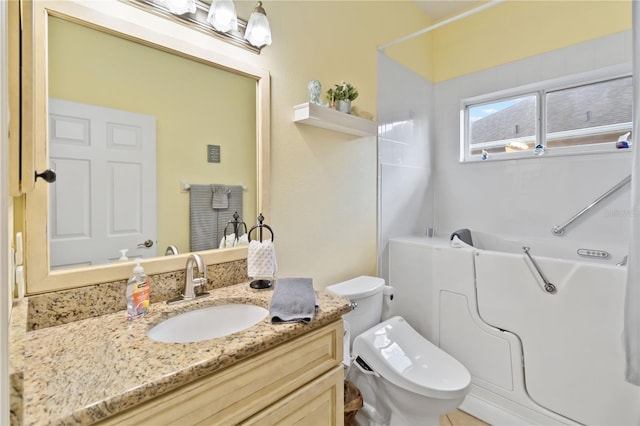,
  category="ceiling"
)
[228,1,480,26]
[212,1,480,24]
[413,0,481,21]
